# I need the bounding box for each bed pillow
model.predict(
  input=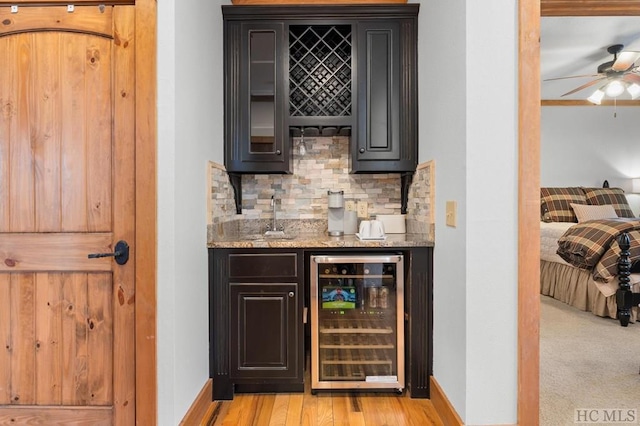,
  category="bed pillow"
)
[570,203,618,222]
[582,187,635,218]
[540,187,587,222]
